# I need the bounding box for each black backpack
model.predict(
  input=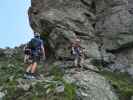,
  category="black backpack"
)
[24,44,31,55]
